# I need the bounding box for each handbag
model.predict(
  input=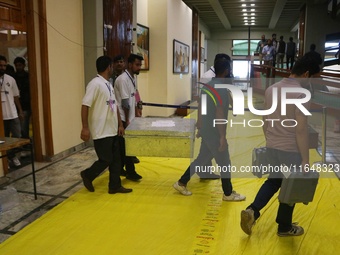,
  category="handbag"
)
[252,147,270,178]
[278,171,319,206]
